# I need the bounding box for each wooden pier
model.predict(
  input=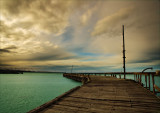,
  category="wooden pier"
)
[28,73,160,113]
